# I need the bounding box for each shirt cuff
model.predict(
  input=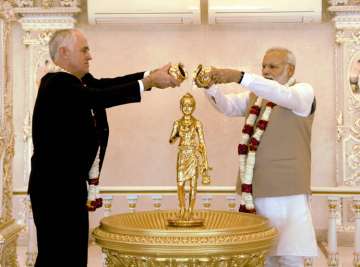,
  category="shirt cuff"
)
[240,72,255,87]
[144,71,150,78]
[138,70,151,93]
[138,80,145,93]
[205,85,219,104]
[206,84,218,97]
